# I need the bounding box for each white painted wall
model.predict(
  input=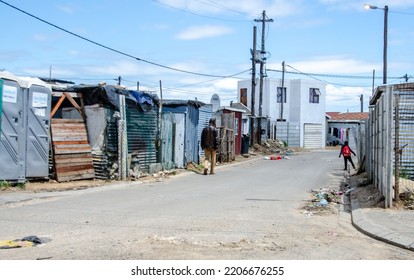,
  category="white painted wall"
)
[237,78,326,147]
